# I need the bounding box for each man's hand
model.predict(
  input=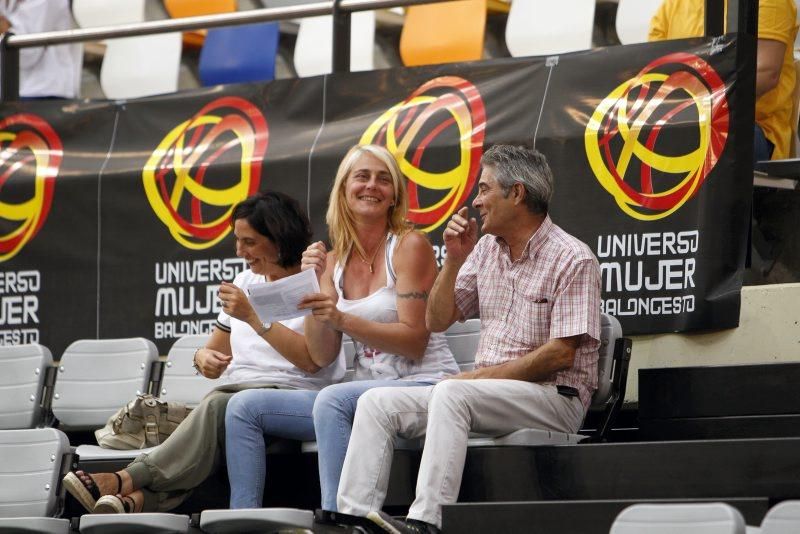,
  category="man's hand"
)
[195,348,232,379]
[443,207,478,266]
[302,241,328,281]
